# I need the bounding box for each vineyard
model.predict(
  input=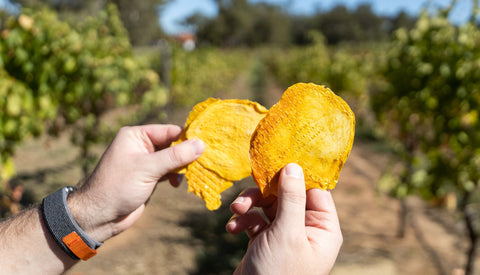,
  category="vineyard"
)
[1,2,480,275]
